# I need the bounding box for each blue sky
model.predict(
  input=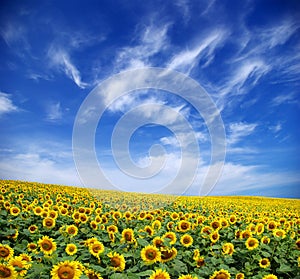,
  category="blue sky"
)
[0,0,299,197]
